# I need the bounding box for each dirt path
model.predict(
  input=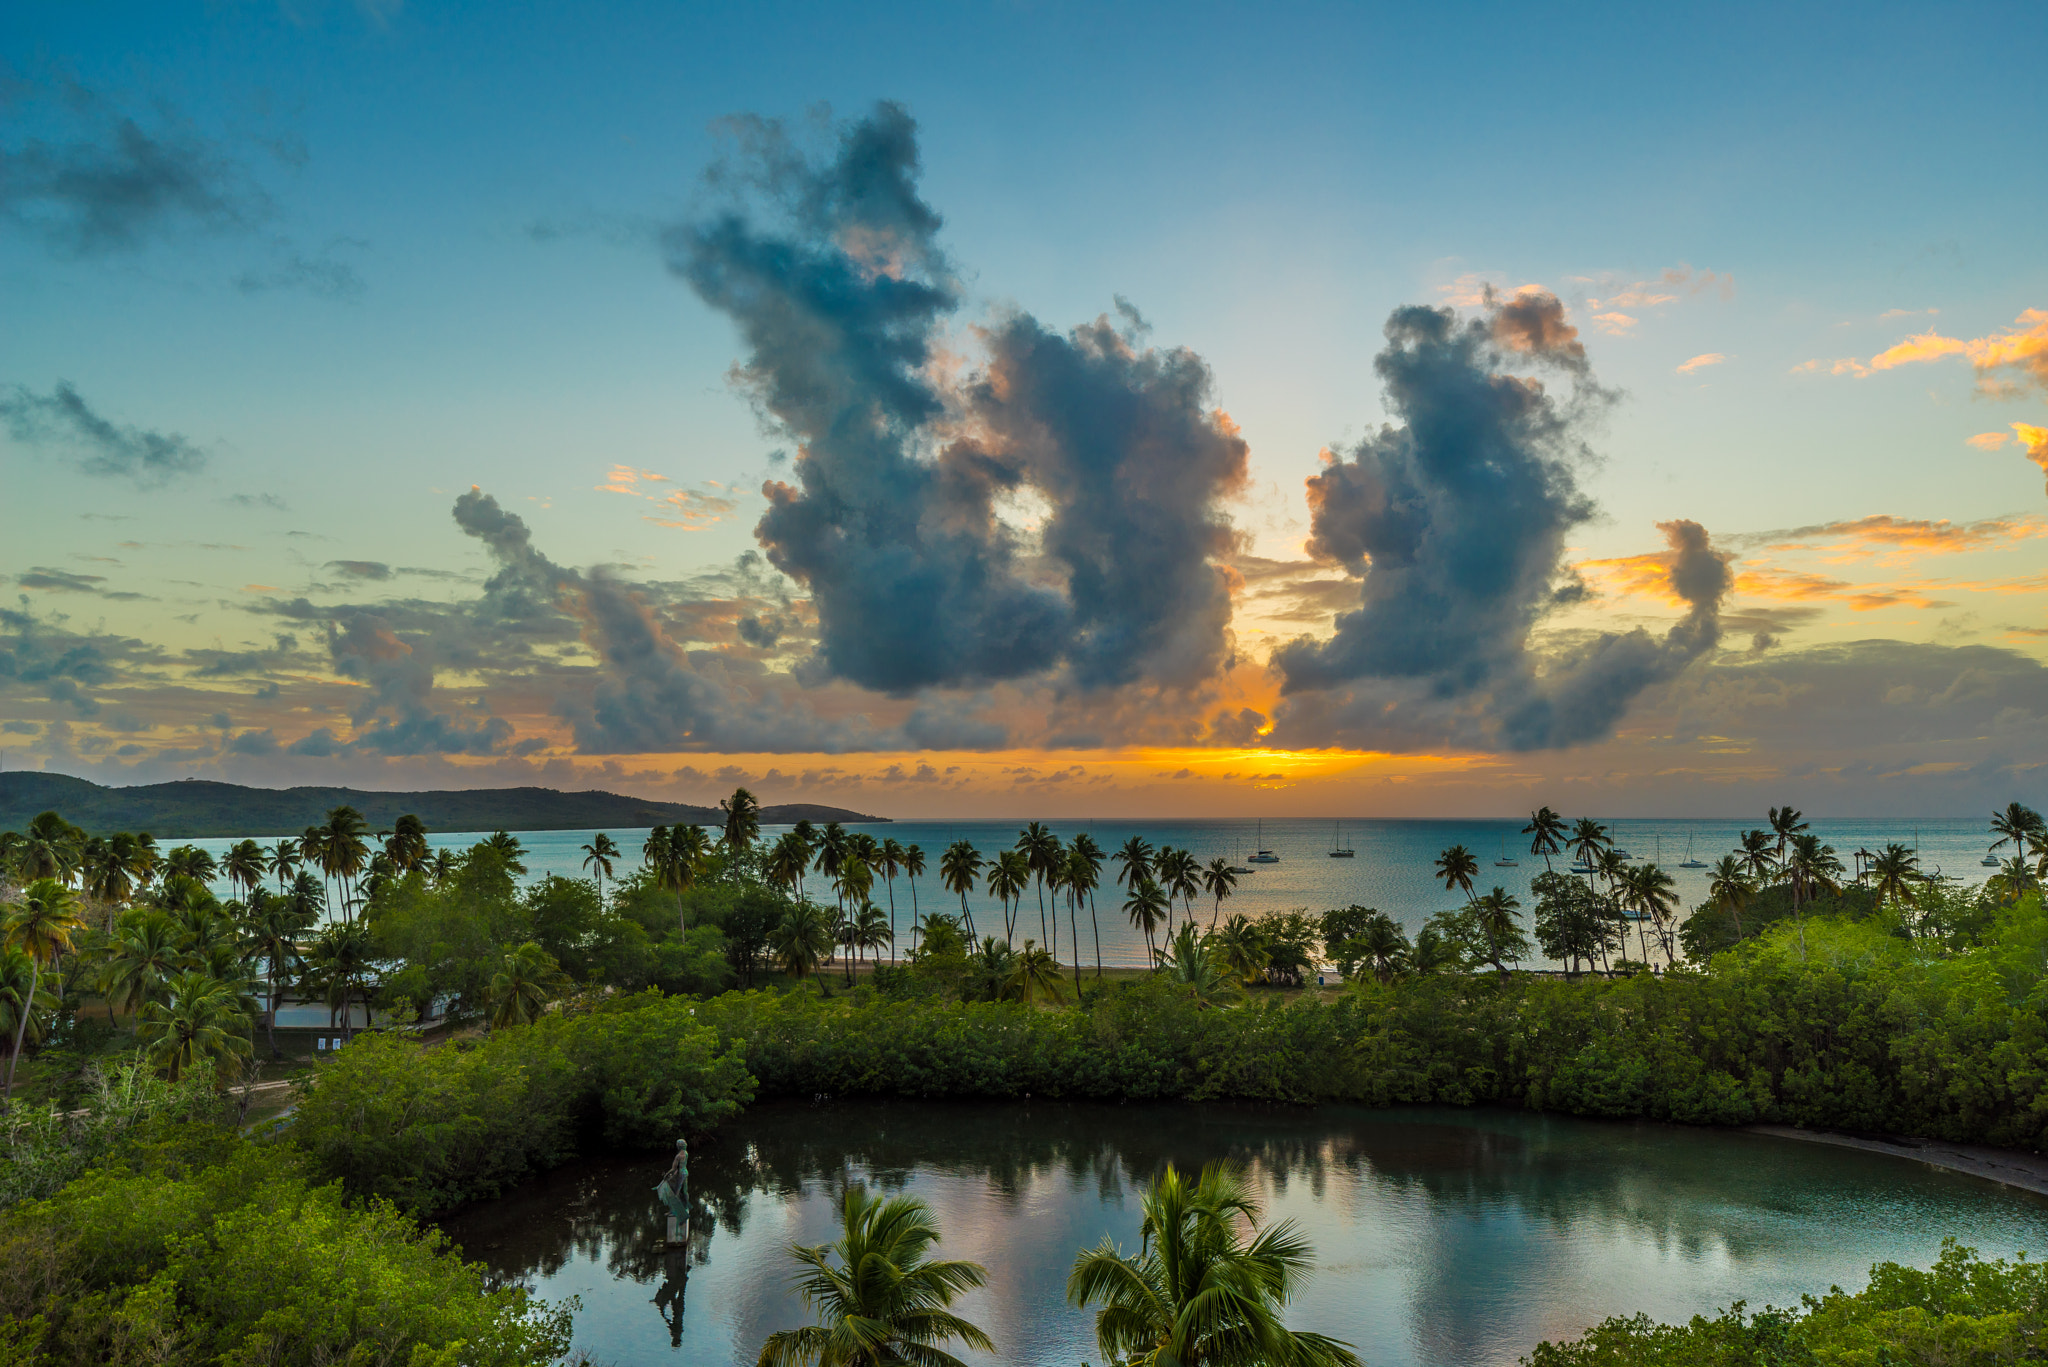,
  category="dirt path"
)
[1746,1124,2048,1197]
